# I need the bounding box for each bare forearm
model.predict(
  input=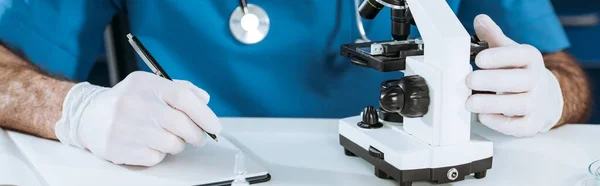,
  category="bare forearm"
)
[543,51,592,127]
[0,44,74,139]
